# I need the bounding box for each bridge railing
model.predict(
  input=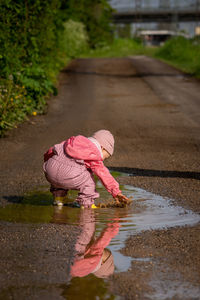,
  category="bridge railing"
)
[109,0,200,13]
